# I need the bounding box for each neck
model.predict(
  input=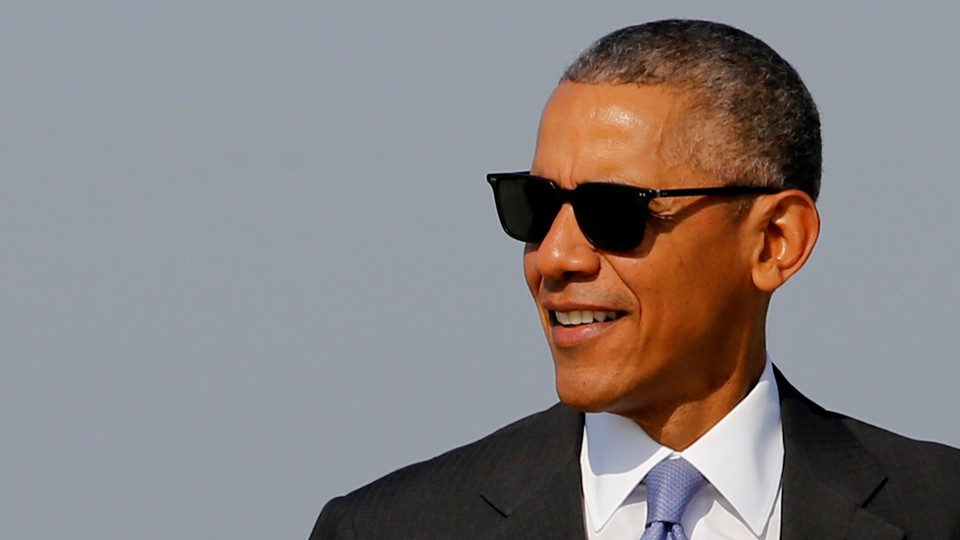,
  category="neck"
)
[627,344,767,450]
